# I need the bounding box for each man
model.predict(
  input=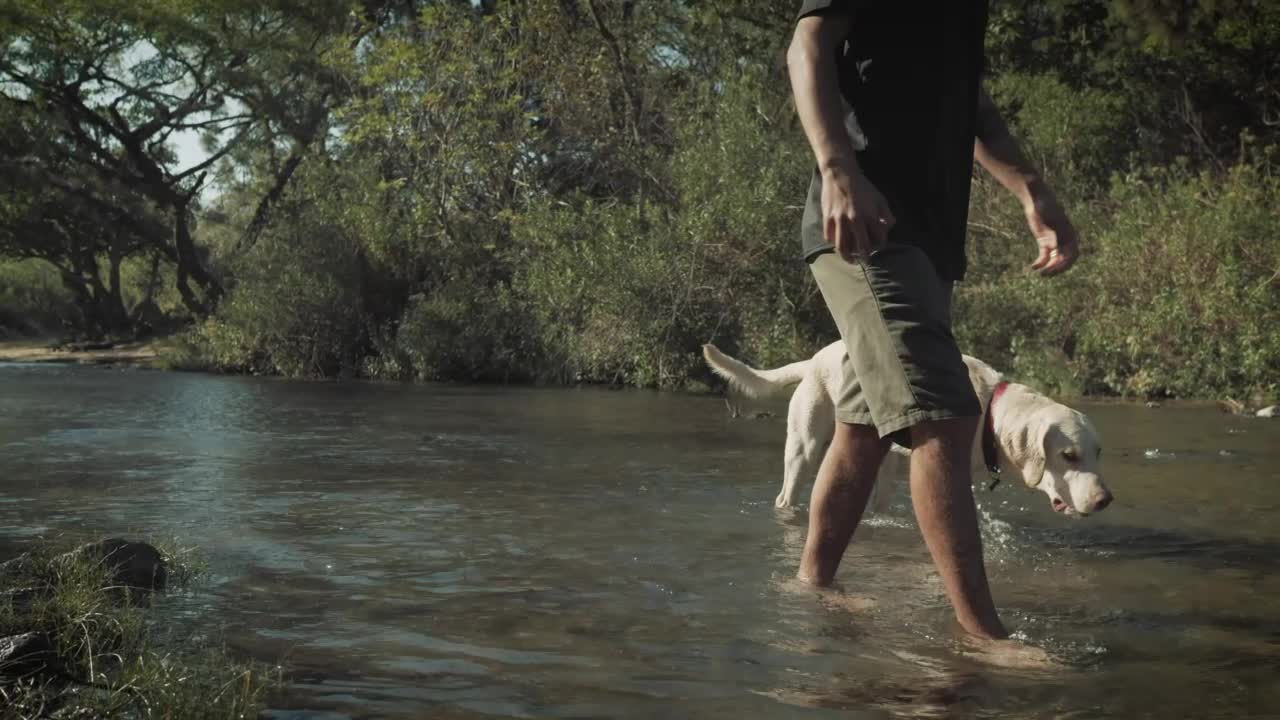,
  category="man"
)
[786,2,1079,642]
